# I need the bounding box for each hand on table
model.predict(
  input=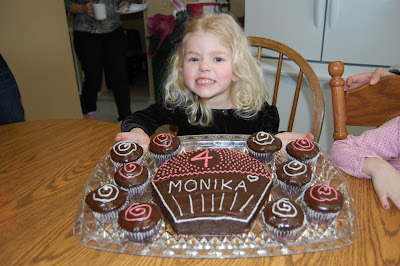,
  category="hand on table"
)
[115,128,150,152]
[362,157,400,211]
